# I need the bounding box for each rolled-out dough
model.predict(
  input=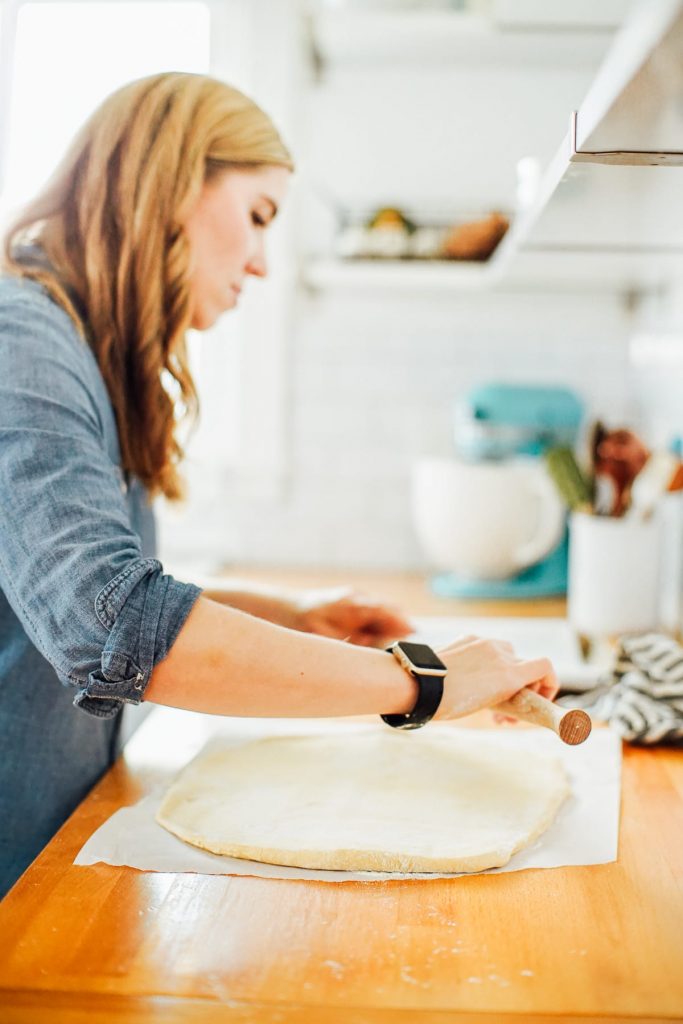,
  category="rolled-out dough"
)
[156,729,569,873]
